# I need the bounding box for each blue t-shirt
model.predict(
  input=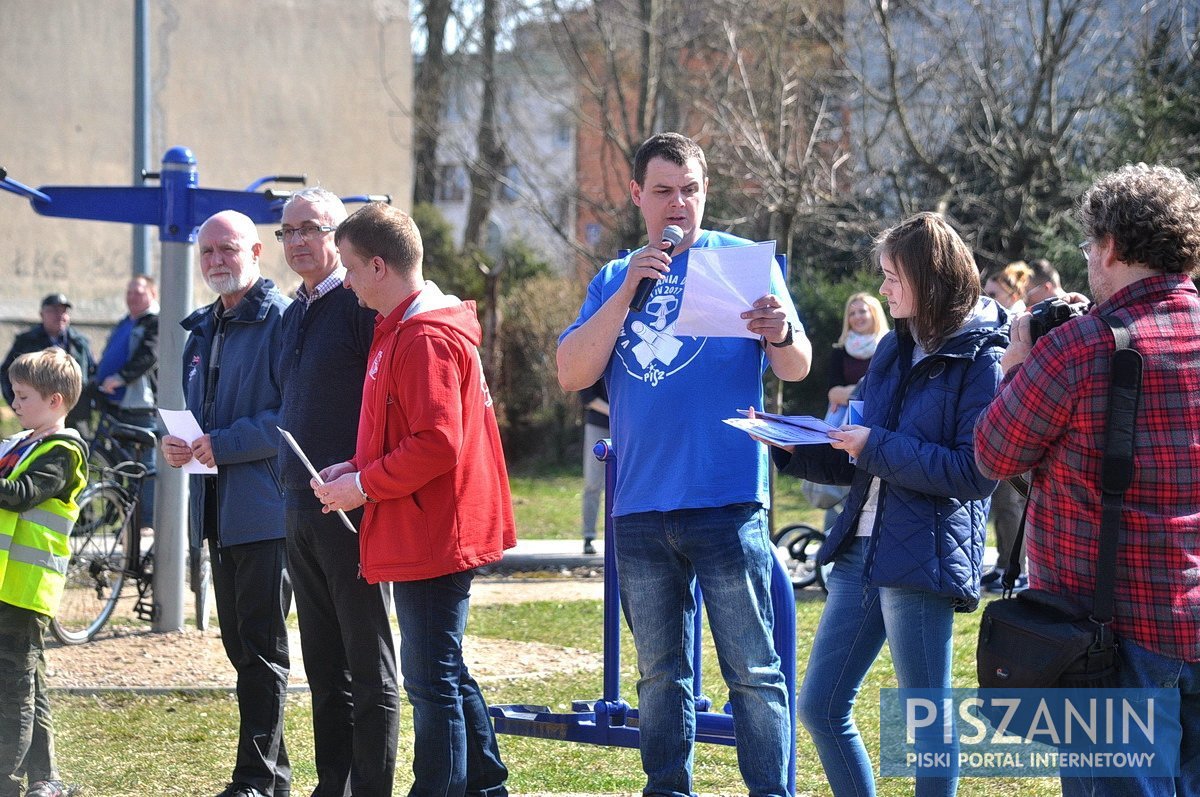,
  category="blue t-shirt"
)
[560,230,802,517]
